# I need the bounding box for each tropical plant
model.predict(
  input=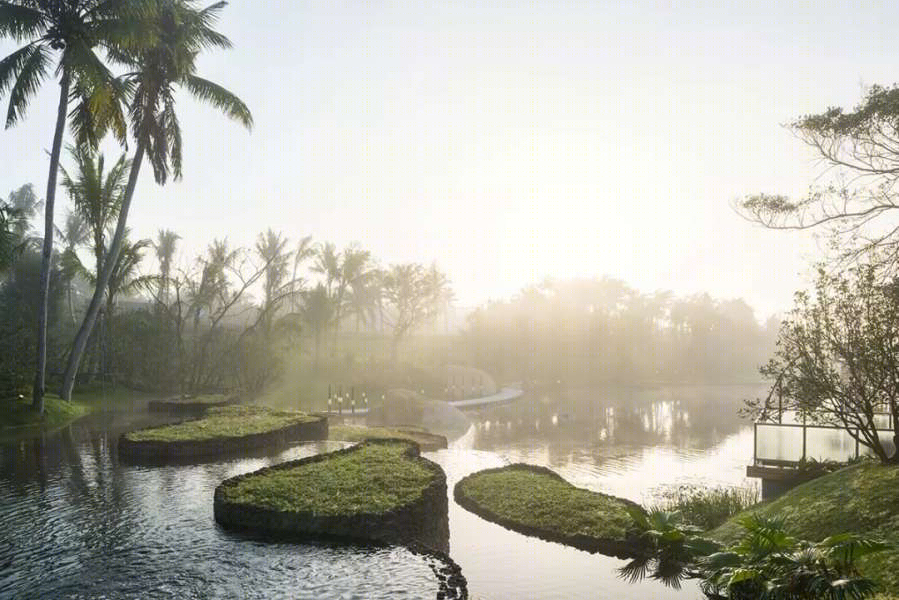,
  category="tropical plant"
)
[699,516,885,600]
[620,507,720,589]
[54,210,89,324]
[154,228,180,303]
[0,0,142,410]
[623,510,886,599]
[61,146,130,276]
[104,235,154,314]
[61,0,252,401]
[300,283,333,370]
